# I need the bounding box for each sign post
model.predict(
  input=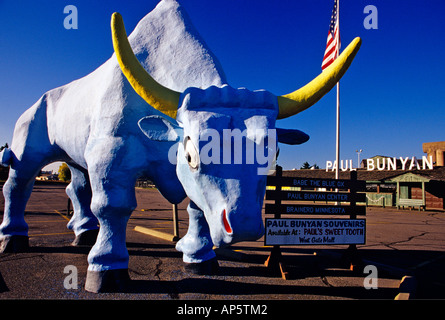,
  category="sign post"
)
[264,166,289,279]
[264,167,366,279]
